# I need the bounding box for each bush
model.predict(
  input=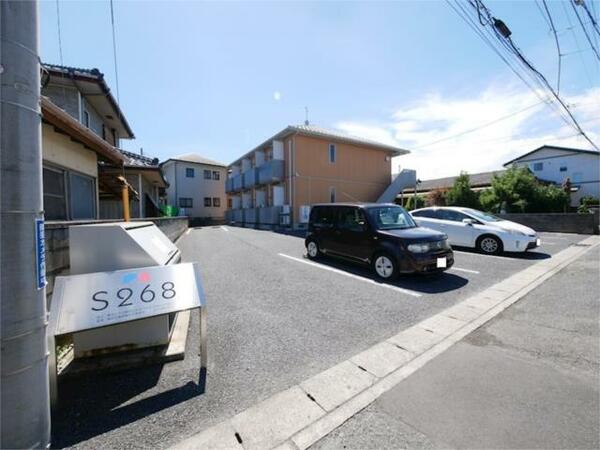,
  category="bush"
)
[479,167,568,213]
[445,172,480,209]
[578,196,600,213]
[427,188,447,206]
[405,194,426,210]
